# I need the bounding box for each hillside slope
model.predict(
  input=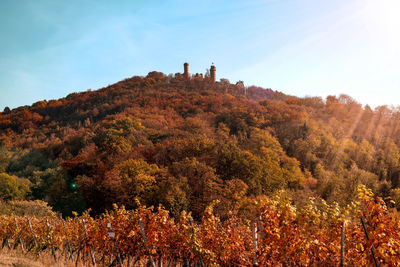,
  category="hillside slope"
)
[0,72,399,217]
